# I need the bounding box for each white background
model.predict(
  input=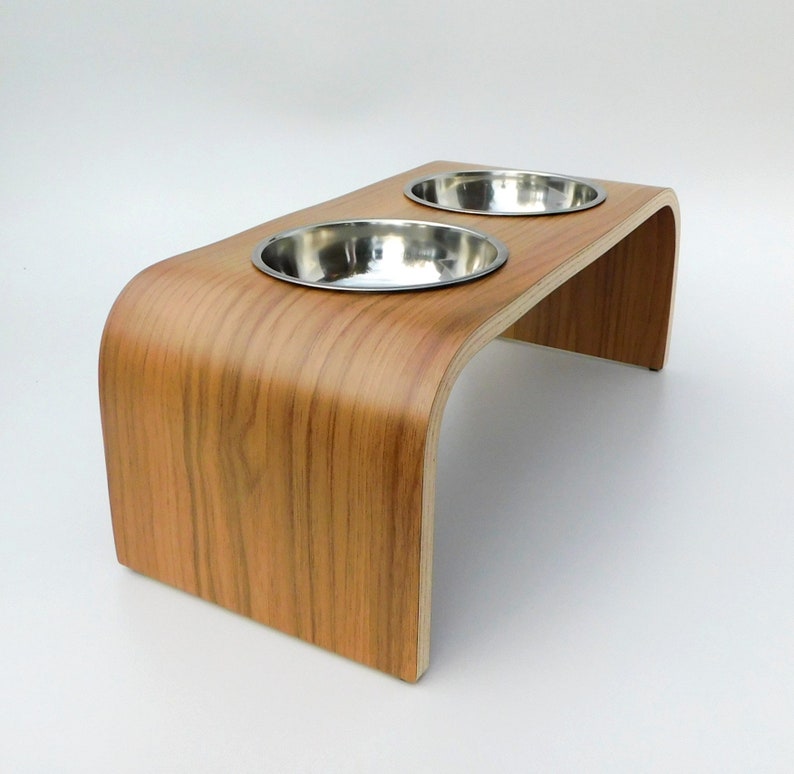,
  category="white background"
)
[2,1,793,771]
